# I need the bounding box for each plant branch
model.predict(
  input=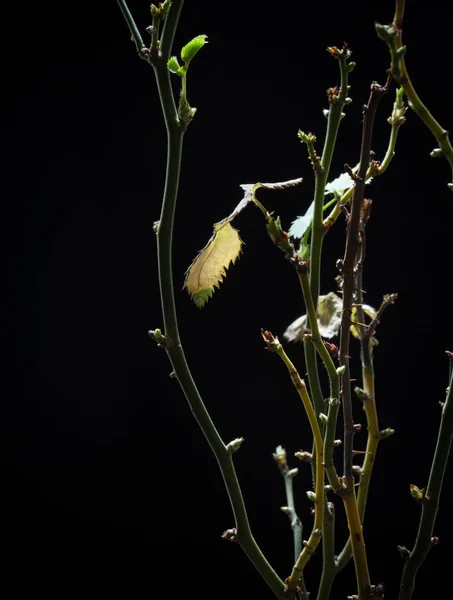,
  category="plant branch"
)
[339,80,387,480]
[117,0,146,53]
[273,447,308,600]
[261,332,325,595]
[398,369,453,599]
[376,1,453,188]
[338,80,388,598]
[323,84,404,231]
[302,45,353,435]
[294,260,343,493]
[316,501,336,600]
[118,2,286,597]
[160,0,184,61]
